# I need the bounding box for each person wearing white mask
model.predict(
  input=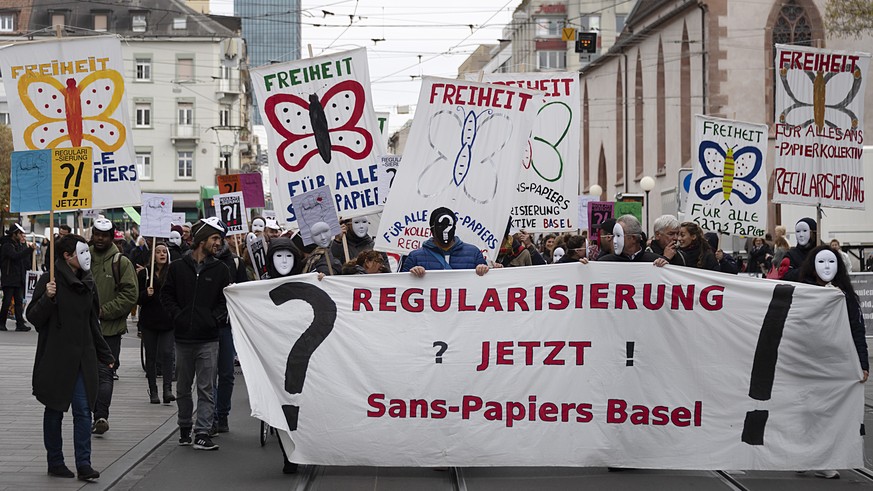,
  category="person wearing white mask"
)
[331,215,376,263]
[167,230,184,262]
[783,217,818,281]
[27,234,114,481]
[303,222,343,275]
[797,244,868,479]
[250,217,266,238]
[551,247,565,263]
[579,215,667,266]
